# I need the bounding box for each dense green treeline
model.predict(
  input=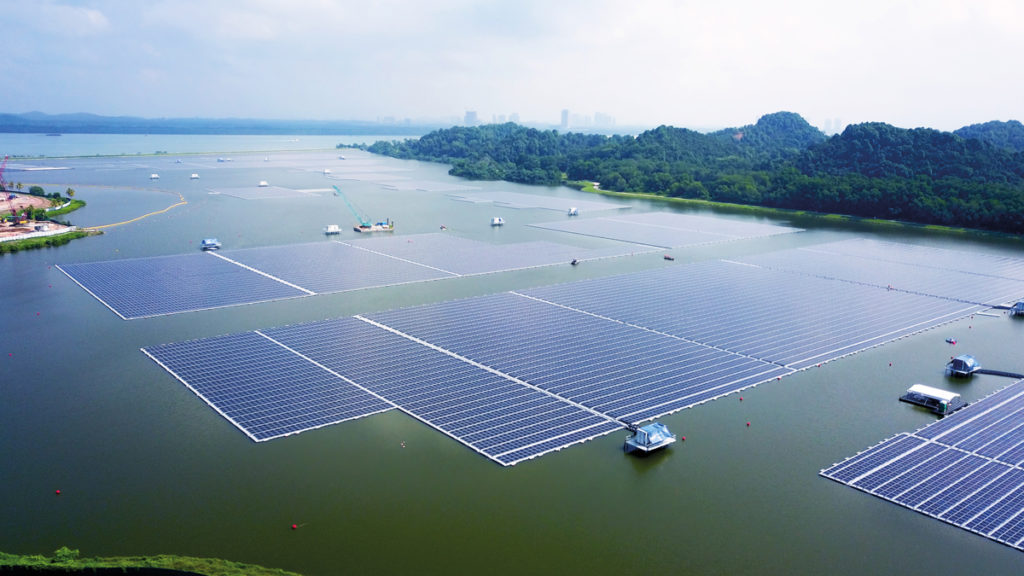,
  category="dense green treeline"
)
[359,112,1024,234]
